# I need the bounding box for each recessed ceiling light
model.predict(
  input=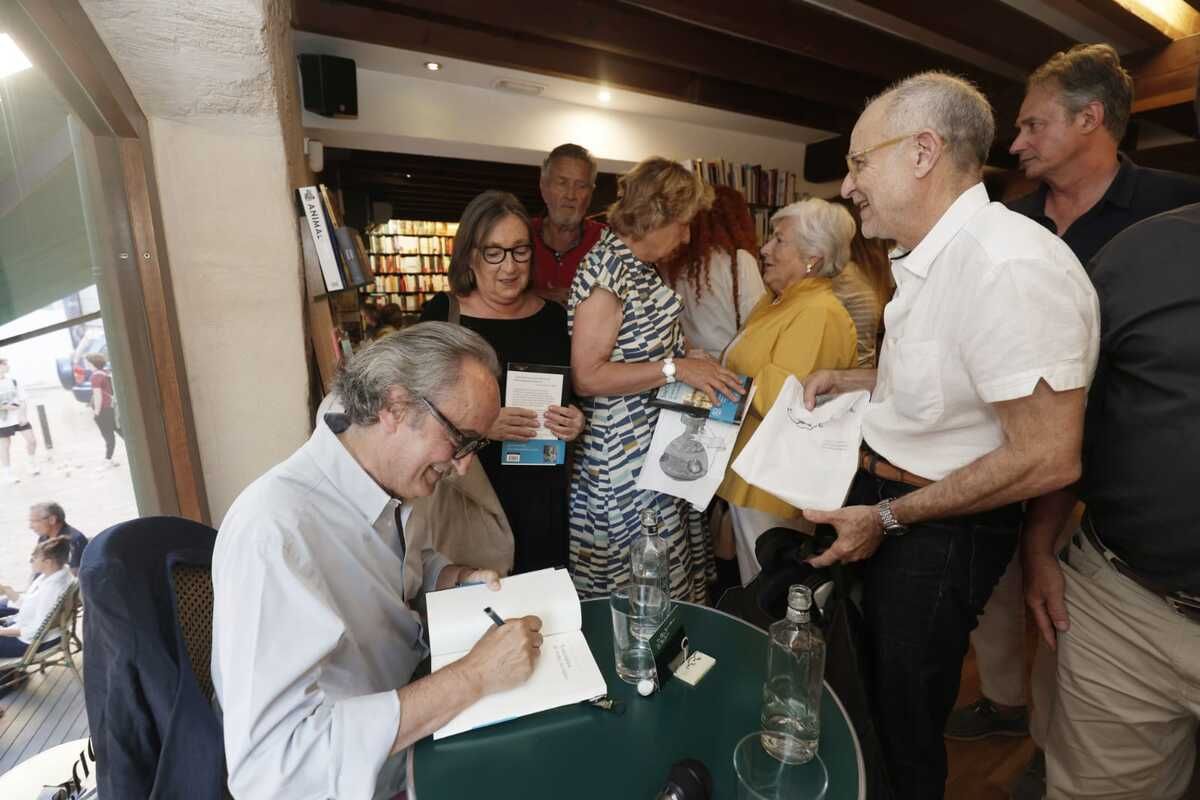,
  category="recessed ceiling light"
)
[0,34,32,80]
[597,89,612,103]
[424,61,442,72]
